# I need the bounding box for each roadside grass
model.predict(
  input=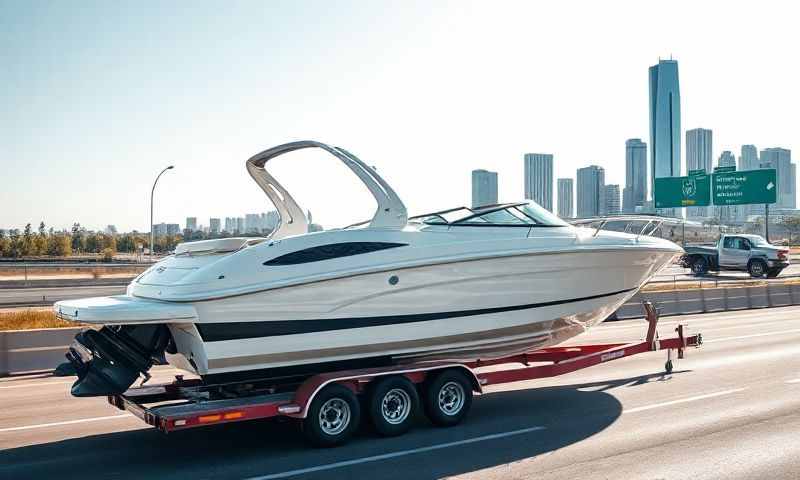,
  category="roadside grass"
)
[0,309,80,331]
